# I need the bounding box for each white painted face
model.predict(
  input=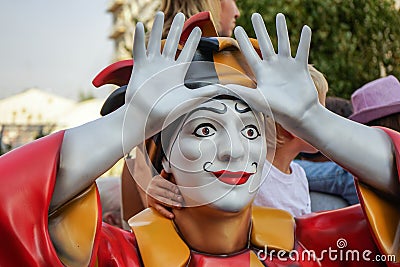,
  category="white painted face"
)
[162,98,266,212]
